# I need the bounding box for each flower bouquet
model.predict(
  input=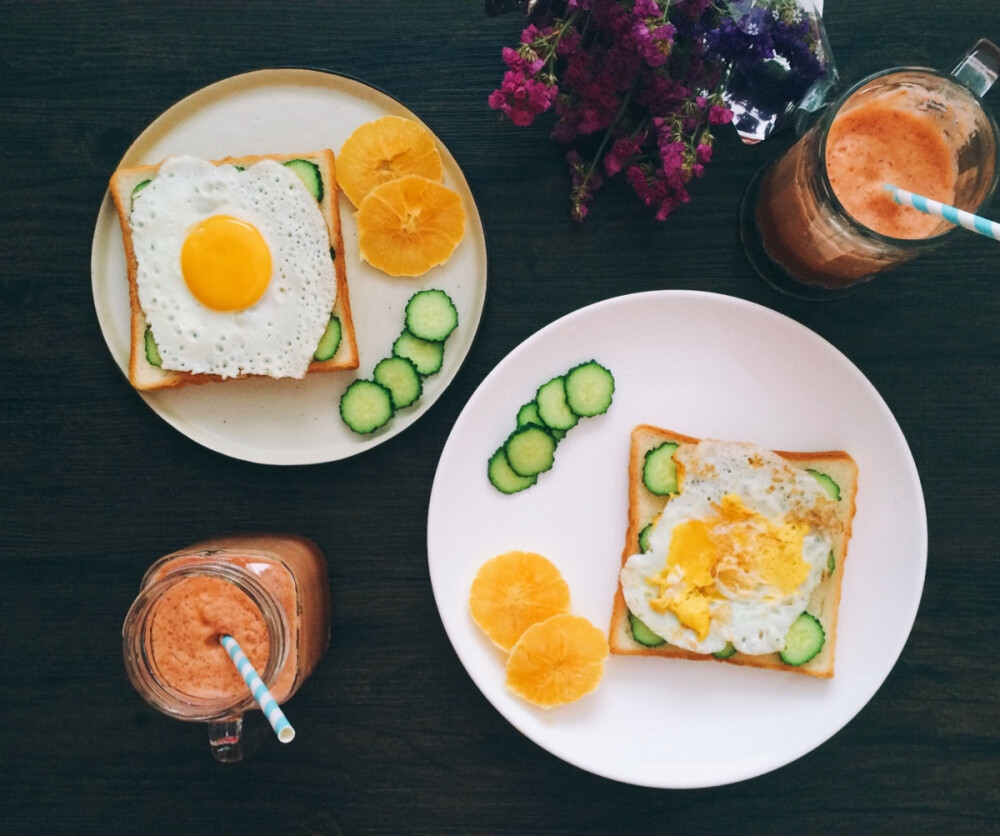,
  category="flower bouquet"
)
[488,0,834,221]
